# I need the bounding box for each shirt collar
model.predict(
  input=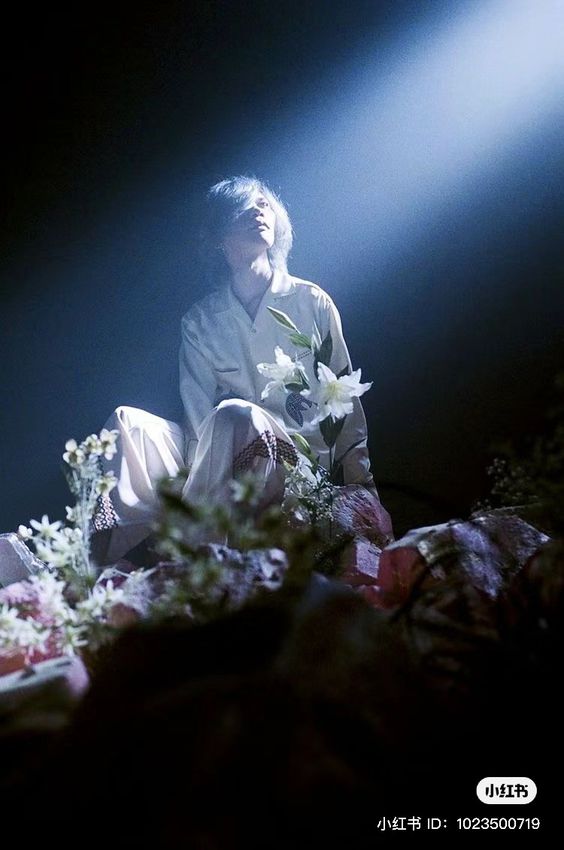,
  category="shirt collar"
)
[217,268,295,313]
[270,267,294,298]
